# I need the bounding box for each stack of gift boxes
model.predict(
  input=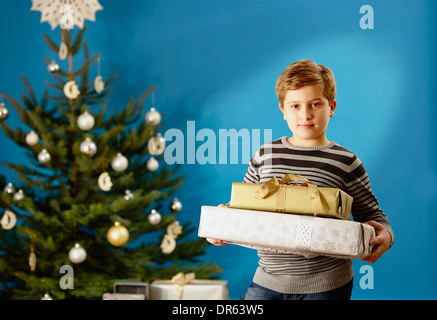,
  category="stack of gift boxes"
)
[198,174,375,259]
[103,273,229,300]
